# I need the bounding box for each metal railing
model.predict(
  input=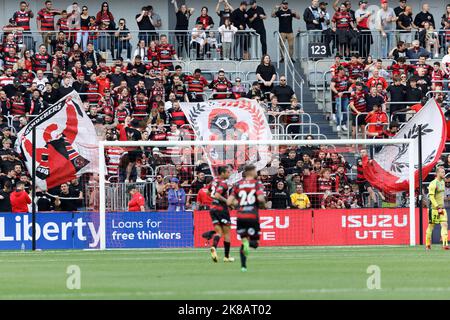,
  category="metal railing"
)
[294,29,437,61]
[0,29,261,62]
[274,31,304,106]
